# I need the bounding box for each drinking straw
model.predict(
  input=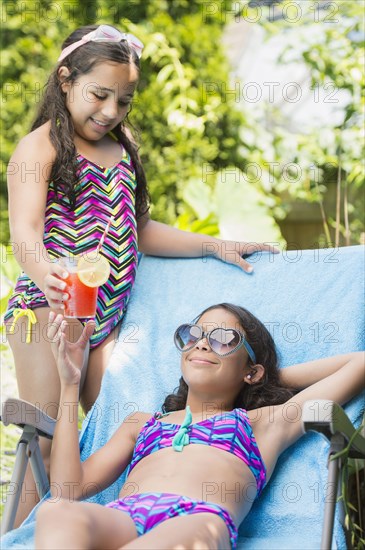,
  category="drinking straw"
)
[96,216,114,254]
